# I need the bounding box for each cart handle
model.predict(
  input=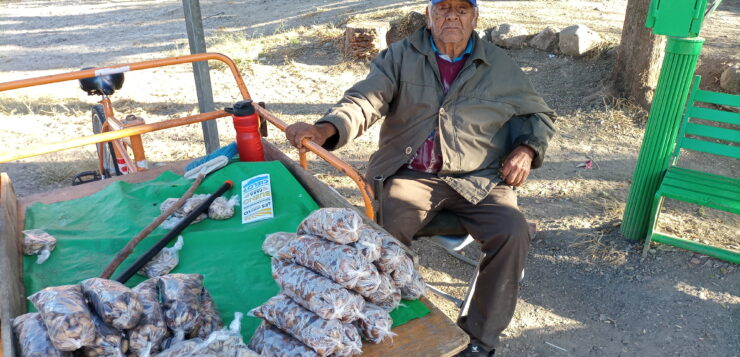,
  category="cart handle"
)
[254,105,376,220]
